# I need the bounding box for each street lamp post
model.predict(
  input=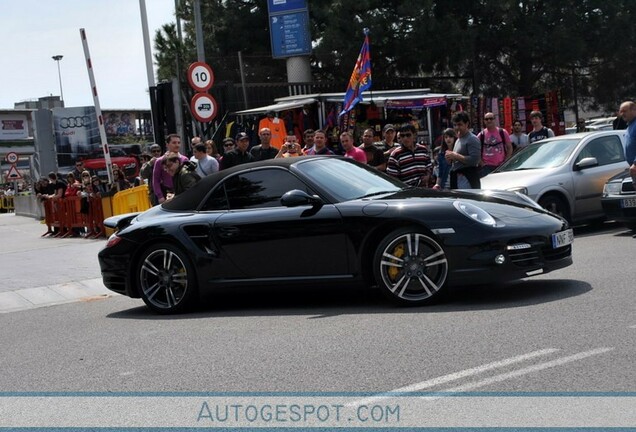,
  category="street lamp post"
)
[52,55,64,102]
